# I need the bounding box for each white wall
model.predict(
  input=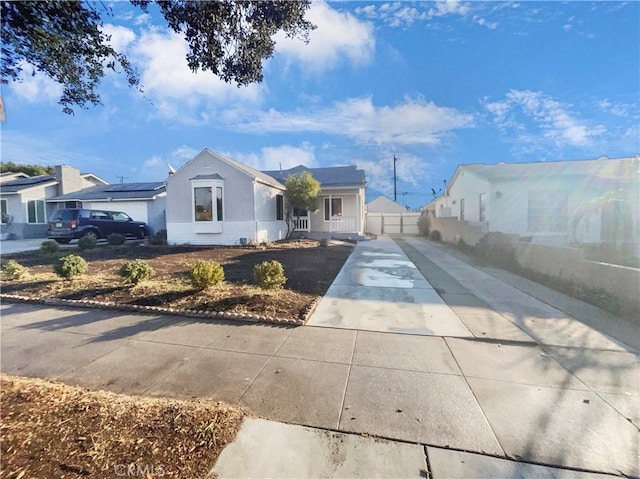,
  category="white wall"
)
[445,170,491,223]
